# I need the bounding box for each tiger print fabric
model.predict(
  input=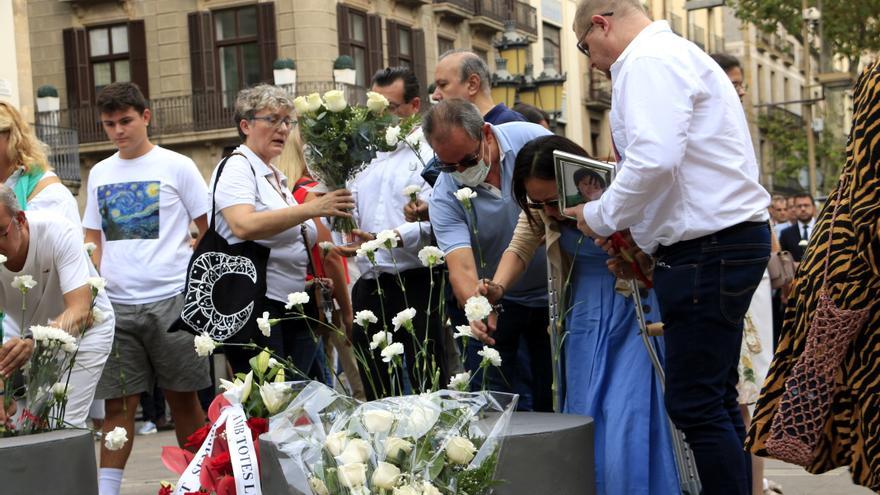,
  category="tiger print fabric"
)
[746,60,880,490]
